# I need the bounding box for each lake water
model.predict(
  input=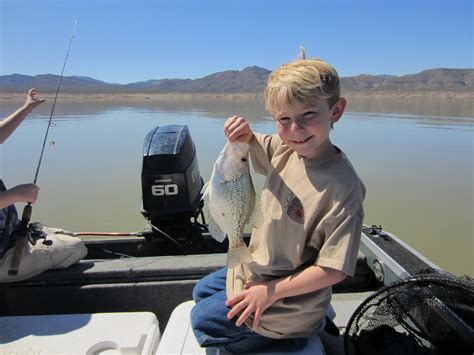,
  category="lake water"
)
[1,97,472,276]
